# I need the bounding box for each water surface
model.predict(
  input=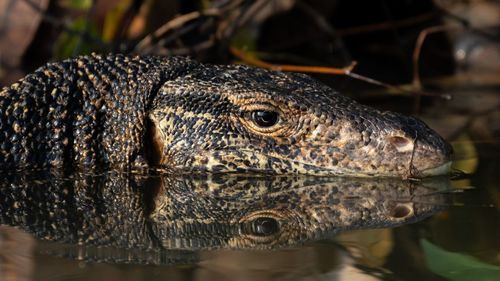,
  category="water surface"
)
[0,154,498,281]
